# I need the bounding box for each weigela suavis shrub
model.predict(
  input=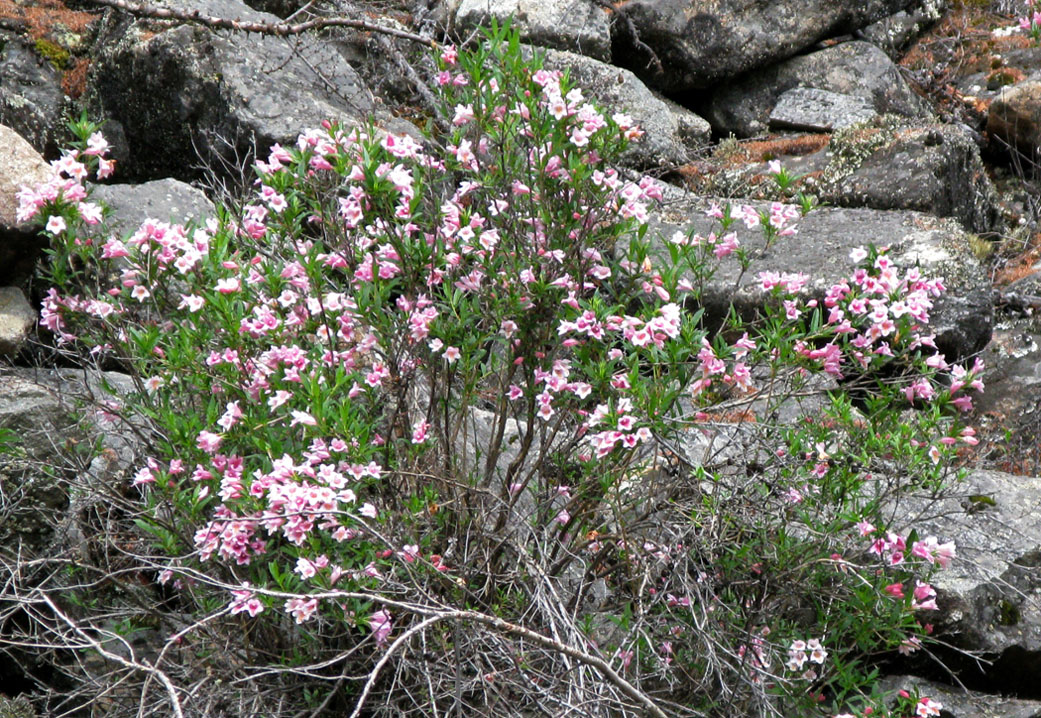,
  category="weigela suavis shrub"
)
[22,25,983,718]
